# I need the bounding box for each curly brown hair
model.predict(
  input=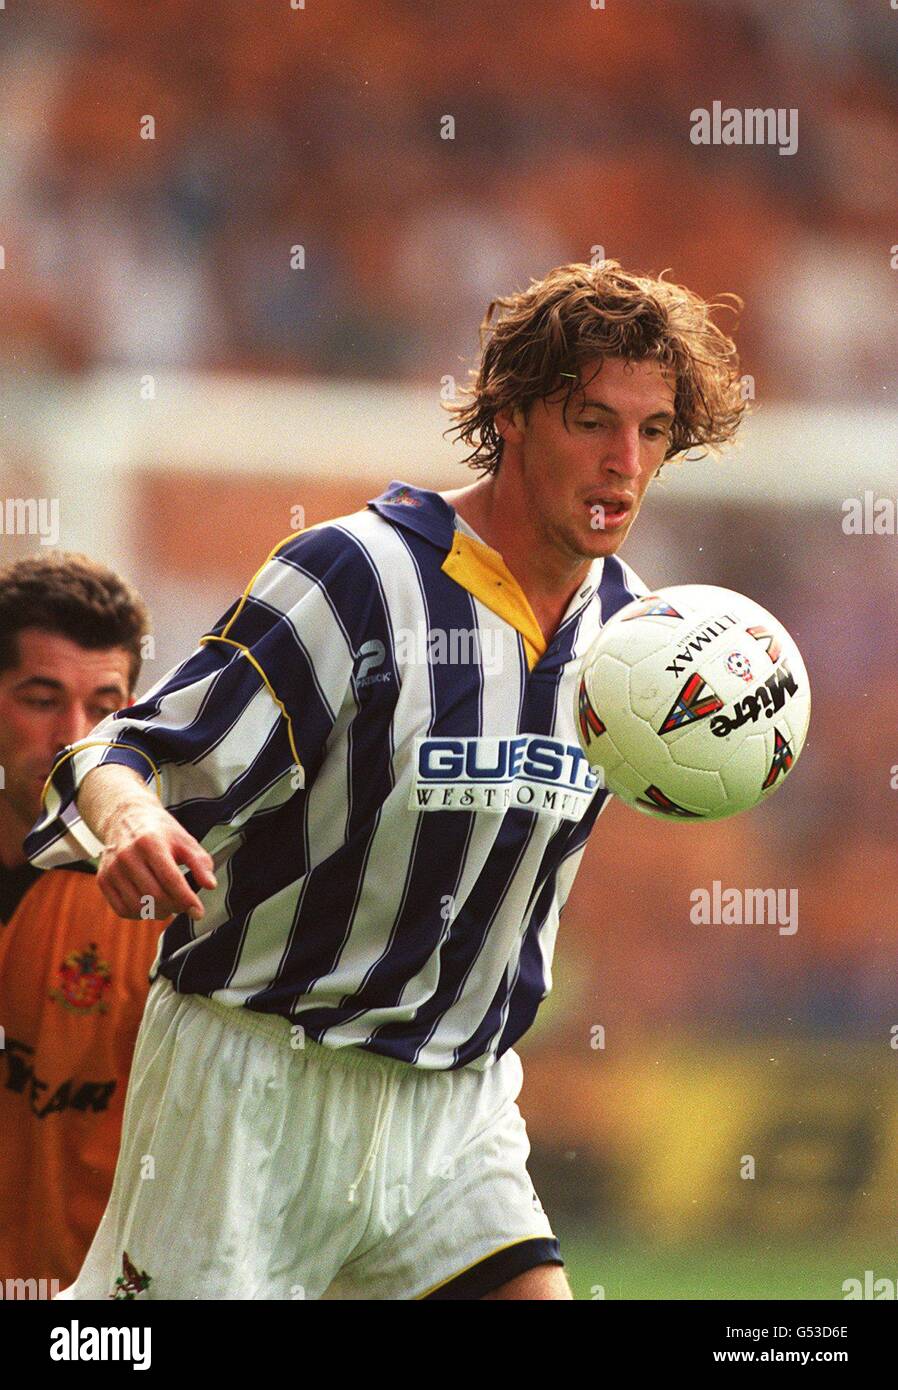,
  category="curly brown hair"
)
[0,552,149,691]
[443,260,747,475]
